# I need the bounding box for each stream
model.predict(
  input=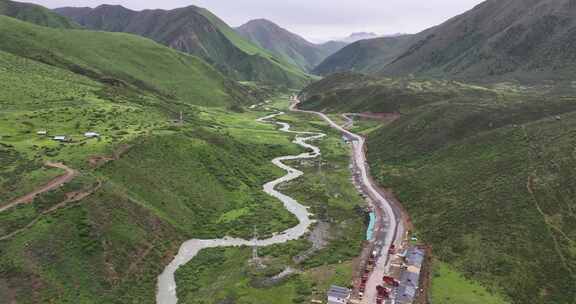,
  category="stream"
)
[156,111,326,304]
